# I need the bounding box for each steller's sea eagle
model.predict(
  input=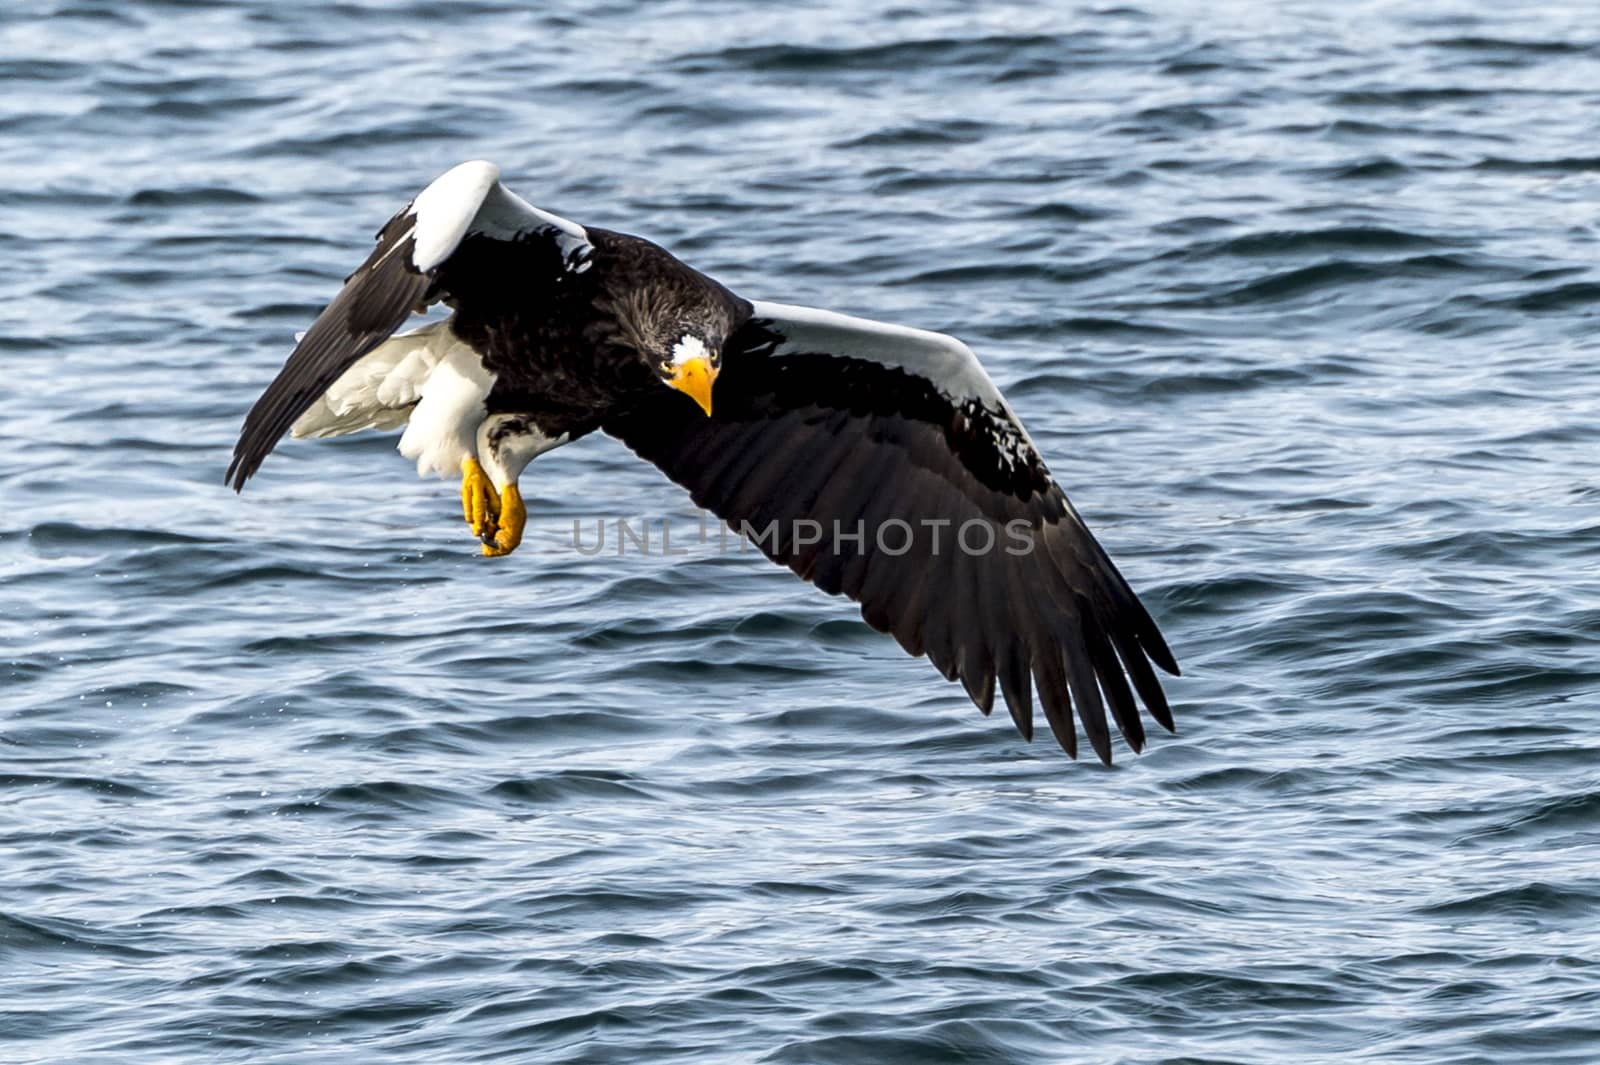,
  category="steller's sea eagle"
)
[227,161,1179,764]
